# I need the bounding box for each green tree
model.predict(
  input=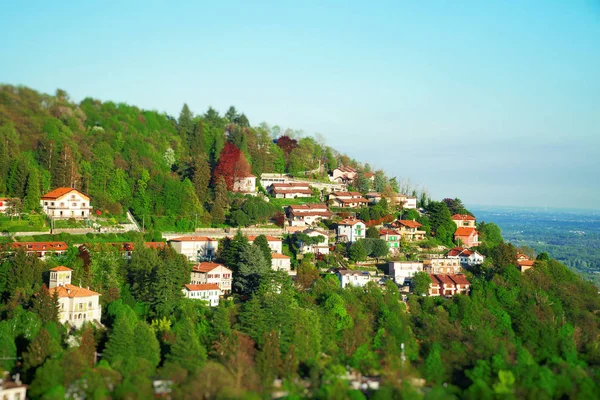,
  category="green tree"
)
[167,318,207,373]
[23,326,61,371]
[349,241,367,262]
[234,244,270,296]
[412,272,431,295]
[23,168,42,211]
[366,226,379,239]
[211,177,228,225]
[253,235,273,267]
[133,321,161,370]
